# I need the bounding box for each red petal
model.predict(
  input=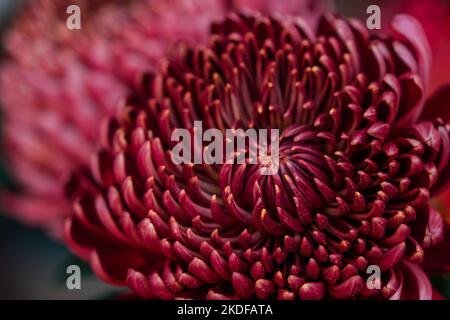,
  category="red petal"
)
[398,261,433,300]
[423,222,450,274]
[90,246,159,286]
[395,73,425,127]
[327,275,364,299]
[423,208,444,248]
[63,218,98,260]
[421,85,450,123]
[391,14,432,85]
